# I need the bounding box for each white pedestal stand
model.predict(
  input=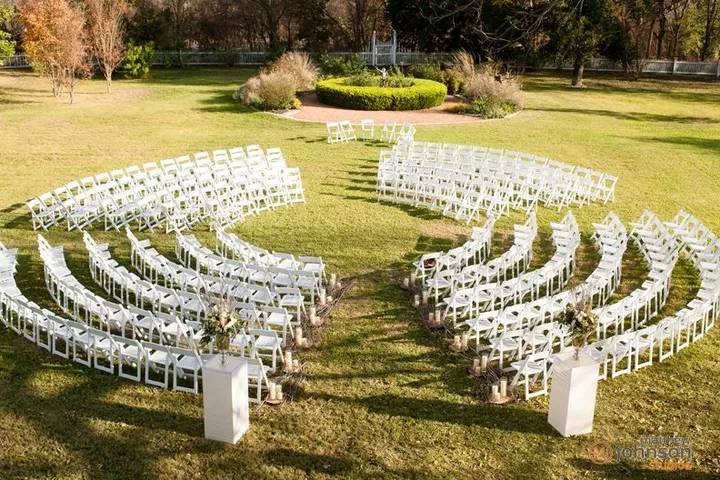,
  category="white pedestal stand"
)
[548,350,599,437]
[202,355,249,444]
